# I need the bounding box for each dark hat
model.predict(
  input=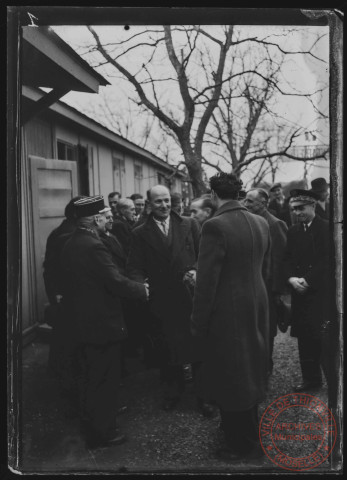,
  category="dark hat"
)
[311,177,329,192]
[74,195,106,218]
[289,189,320,205]
[269,182,282,192]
